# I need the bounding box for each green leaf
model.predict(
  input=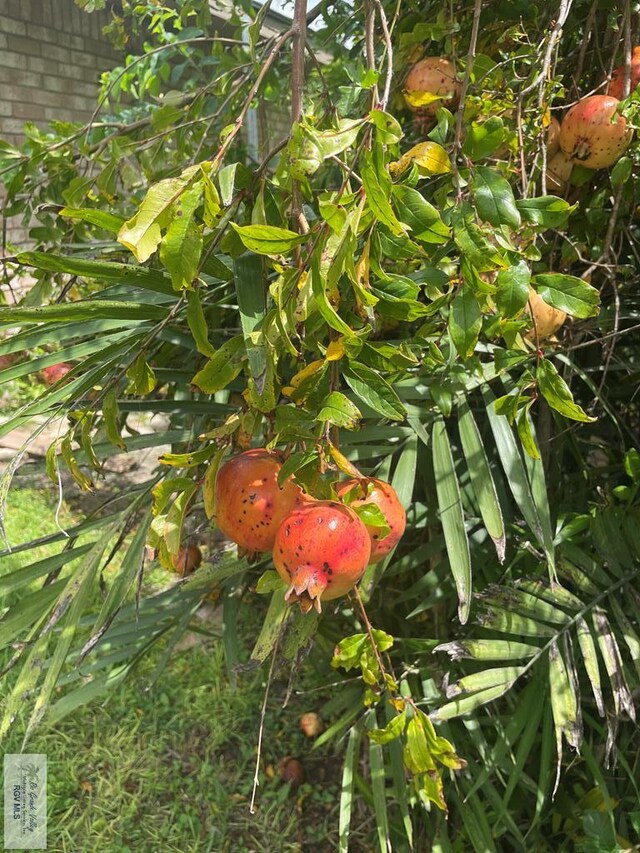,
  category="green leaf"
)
[516,196,575,228]
[159,182,203,289]
[59,207,124,232]
[463,116,505,160]
[191,336,245,394]
[369,109,403,143]
[339,724,363,853]
[352,503,391,539]
[343,362,406,421]
[118,171,196,262]
[234,253,268,384]
[231,223,307,255]
[532,274,600,319]
[103,388,125,450]
[536,360,596,422]
[361,150,406,237]
[316,391,362,429]
[449,287,481,358]
[15,253,173,295]
[250,591,289,662]
[368,711,406,744]
[432,417,472,624]
[472,166,521,228]
[610,155,632,186]
[458,399,505,560]
[392,184,450,243]
[482,387,546,549]
[0,300,167,324]
[186,290,215,357]
[125,354,156,396]
[495,260,531,316]
[435,639,538,661]
[218,162,238,206]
